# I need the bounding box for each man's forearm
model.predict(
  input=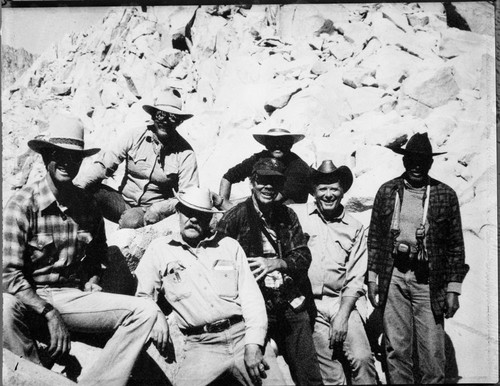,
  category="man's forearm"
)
[14,287,50,314]
[219,177,232,200]
[336,295,357,320]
